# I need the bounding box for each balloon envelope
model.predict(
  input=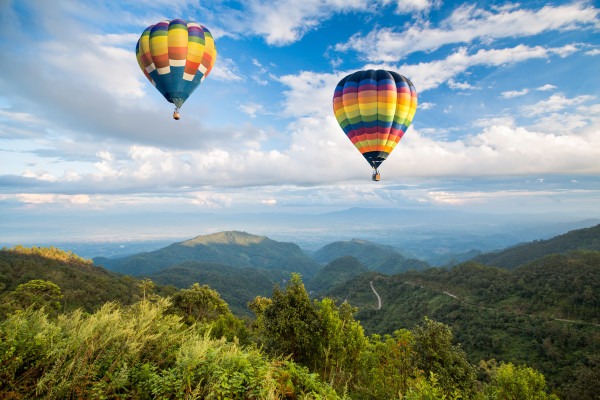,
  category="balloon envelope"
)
[135,19,217,109]
[333,70,417,169]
